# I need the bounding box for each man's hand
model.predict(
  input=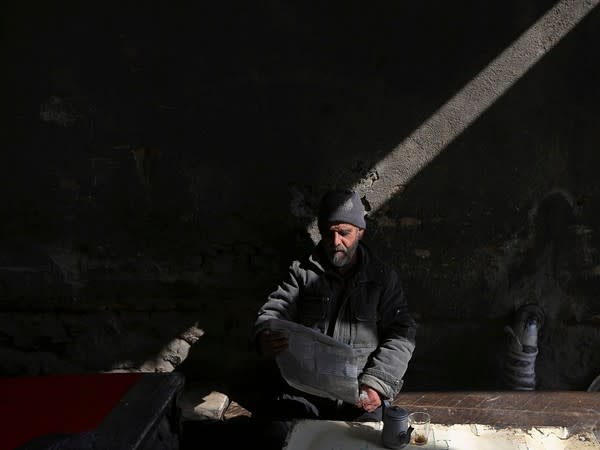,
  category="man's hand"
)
[356,385,382,412]
[257,329,289,358]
